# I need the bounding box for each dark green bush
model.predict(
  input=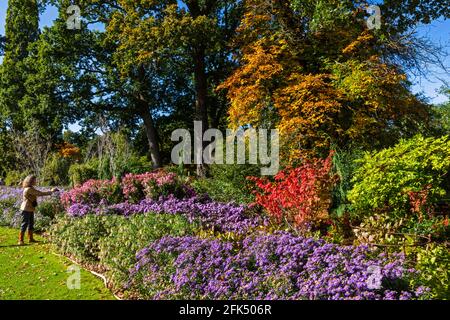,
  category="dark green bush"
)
[331,146,364,218]
[0,191,61,232]
[0,197,18,227]
[120,155,153,175]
